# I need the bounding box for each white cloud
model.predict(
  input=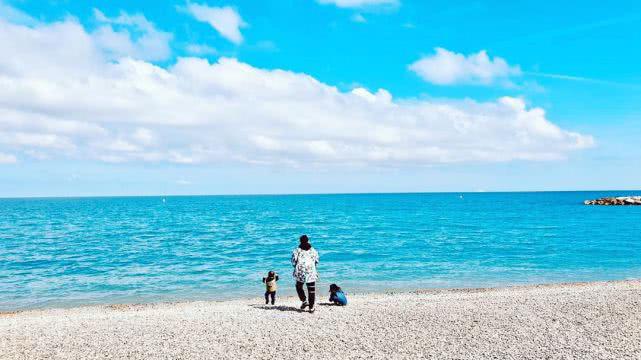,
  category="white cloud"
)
[92,9,173,61]
[186,43,217,56]
[351,13,367,23]
[0,152,17,164]
[0,132,75,150]
[132,128,155,146]
[0,0,36,25]
[185,4,246,44]
[317,0,399,8]
[0,17,593,167]
[409,47,522,86]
